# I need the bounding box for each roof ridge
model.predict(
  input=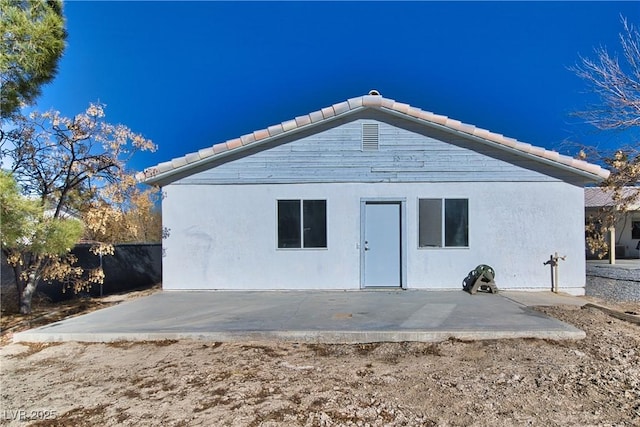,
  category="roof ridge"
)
[139,93,610,183]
